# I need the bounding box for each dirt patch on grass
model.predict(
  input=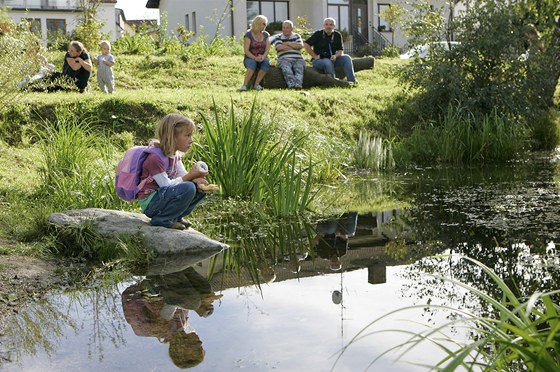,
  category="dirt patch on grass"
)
[0,255,61,334]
